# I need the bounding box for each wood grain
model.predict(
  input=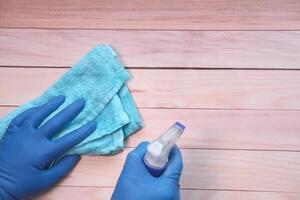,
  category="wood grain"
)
[1,106,300,151]
[1,0,299,198]
[39,186,300,200]
[1,0,300,30]
[1,29,300,69]
[39,187,113,200]
[1,67,300,110]
[49,150,300,192]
